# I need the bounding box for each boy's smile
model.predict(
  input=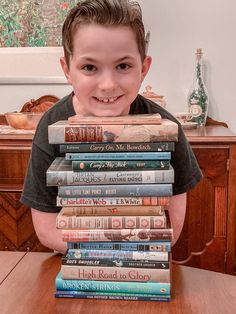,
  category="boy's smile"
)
[61,24,151,116]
